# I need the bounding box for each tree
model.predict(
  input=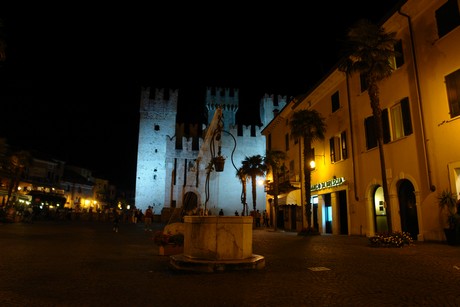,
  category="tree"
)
[5,150,32,206]
[290,109,326,230]
[264,150,287,231]
[240,155,267,215]
[338,19,397,232]
[236,167,248,216]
